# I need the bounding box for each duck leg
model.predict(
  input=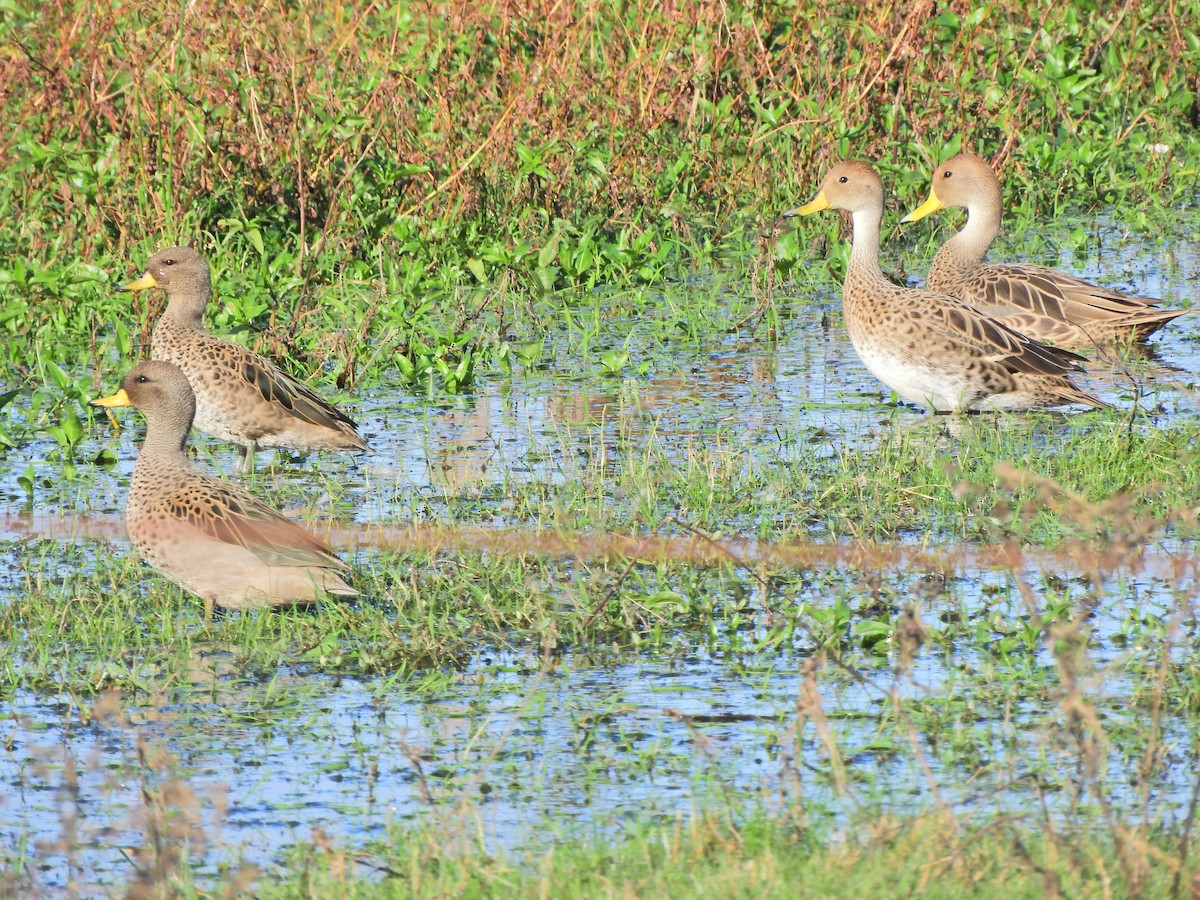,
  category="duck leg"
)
[237,440,257,475]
